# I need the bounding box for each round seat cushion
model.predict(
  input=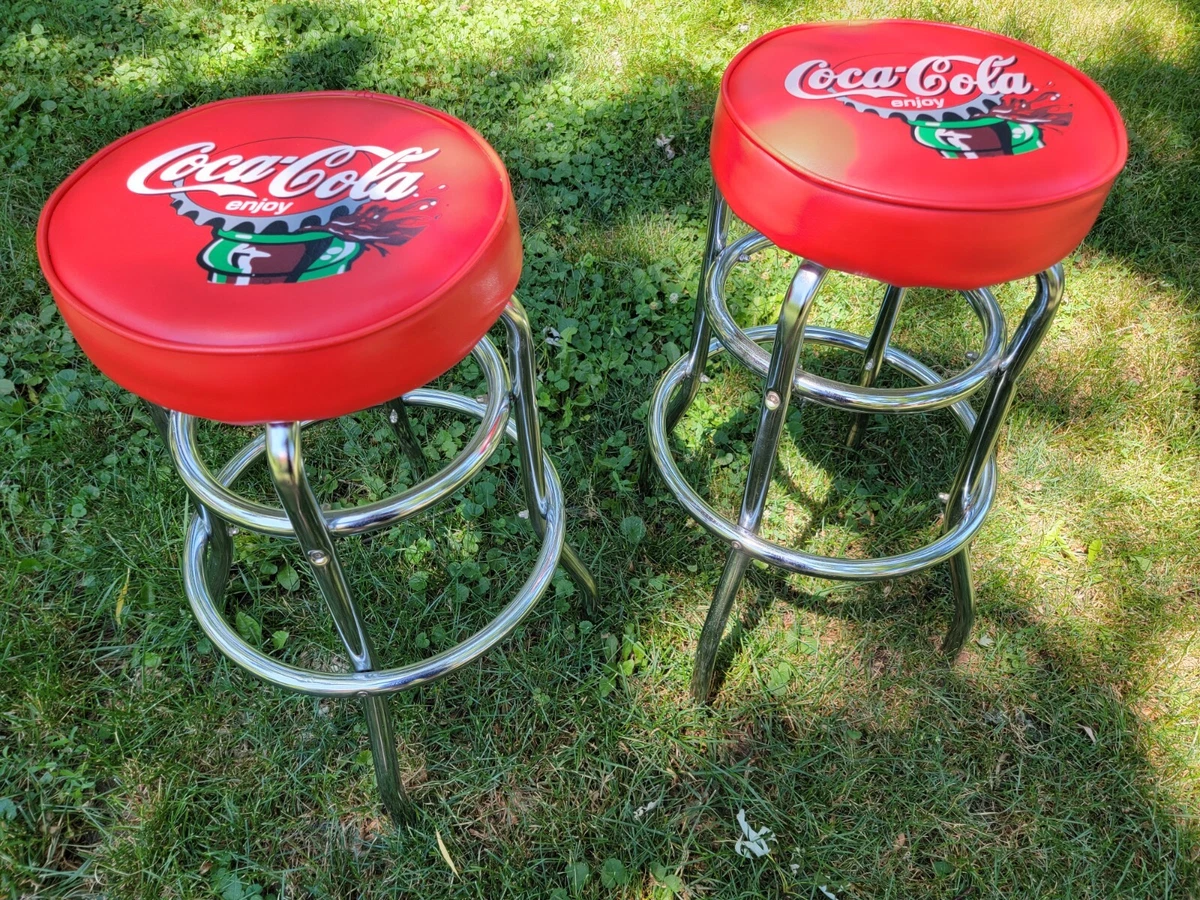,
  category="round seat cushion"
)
[38,92,521,424]
[711,21,1127,288]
